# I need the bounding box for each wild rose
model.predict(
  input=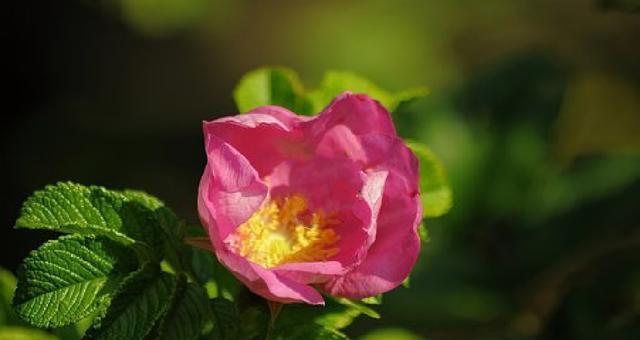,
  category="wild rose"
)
[197,93,421,305]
